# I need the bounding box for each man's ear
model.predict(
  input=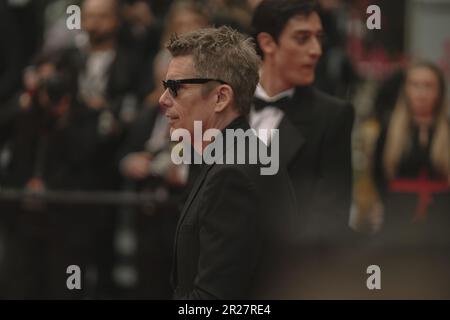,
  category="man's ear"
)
[257,32,277,56]
[214,84,233,113]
